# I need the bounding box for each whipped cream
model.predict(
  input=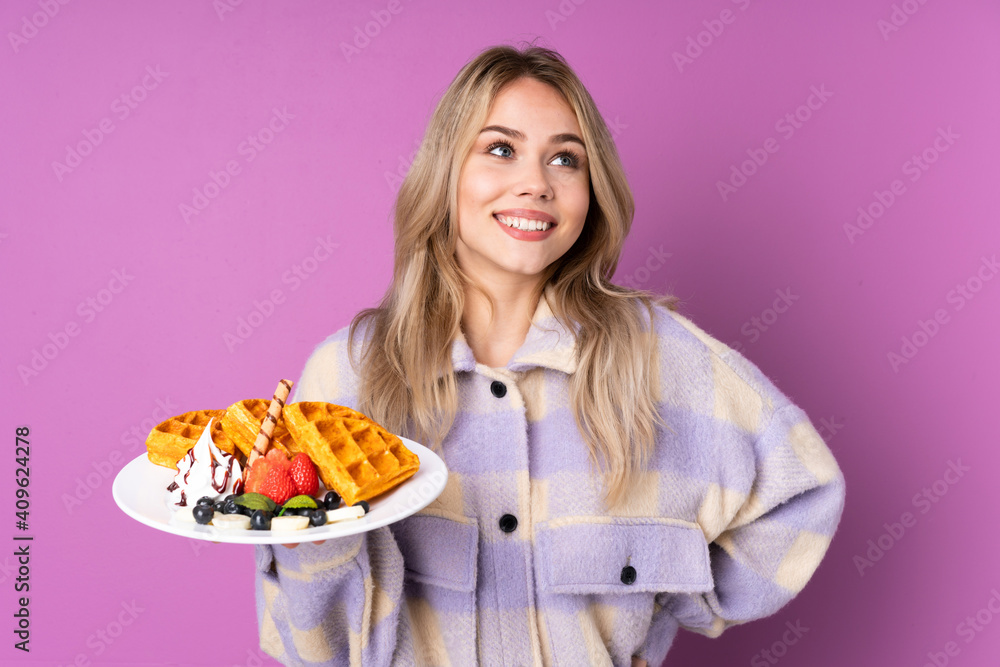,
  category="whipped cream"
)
[166,418,243,508]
